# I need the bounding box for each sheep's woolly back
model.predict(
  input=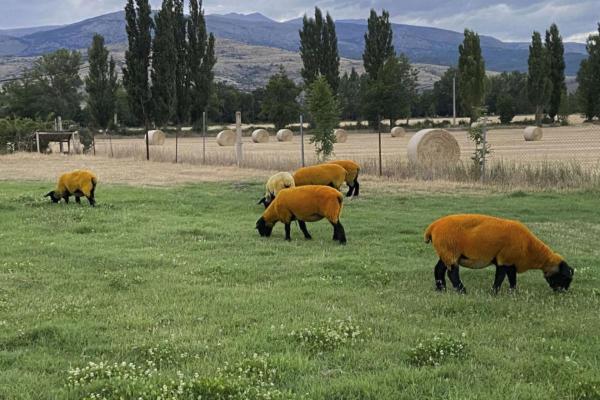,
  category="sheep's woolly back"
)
[293,164,346,190]
[327,160,360,185]
[265,172,295,200]
[425,214,563,274]
[56,169,98,197]
[262,185,343,225]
